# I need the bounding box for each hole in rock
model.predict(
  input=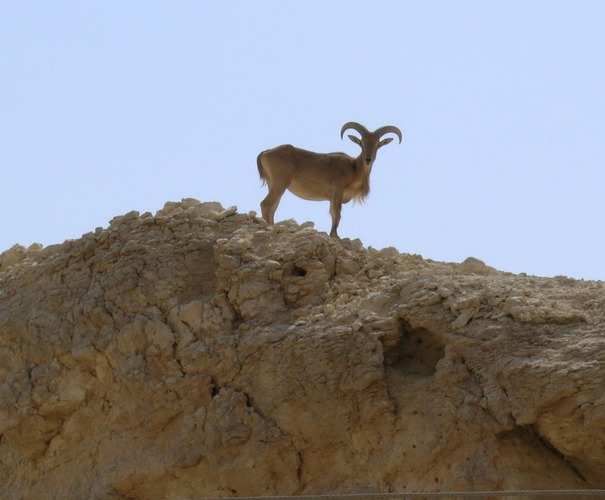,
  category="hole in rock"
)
[387,321,445,376]
[283,262,308,278]
[210,378,219,398]
[292,265,307,277]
